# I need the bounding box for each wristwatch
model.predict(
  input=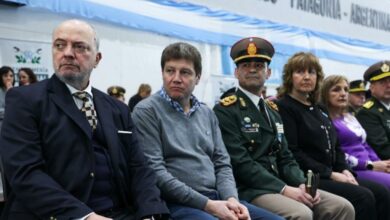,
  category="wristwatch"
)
[366,161,374,170]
